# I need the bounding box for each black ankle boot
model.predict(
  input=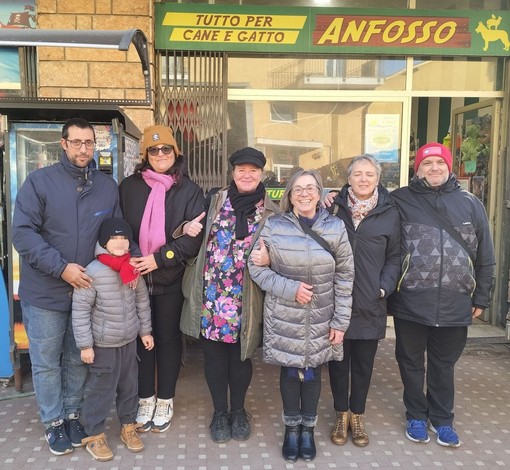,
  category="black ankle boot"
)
[300,425,316,461]
[282,425,300,462]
